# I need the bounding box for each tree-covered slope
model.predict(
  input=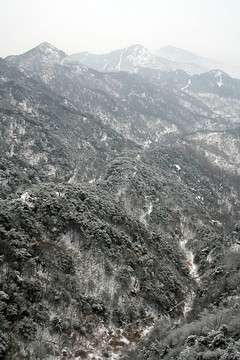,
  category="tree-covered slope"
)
[0,43,240,359]
[6,43,240,147]
[0,58,139,198]
[1,141,239,359]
